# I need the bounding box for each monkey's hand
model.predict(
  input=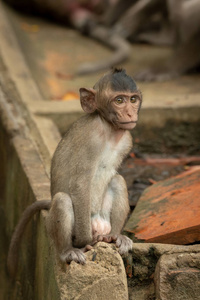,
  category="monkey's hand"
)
[97,234,133,255]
